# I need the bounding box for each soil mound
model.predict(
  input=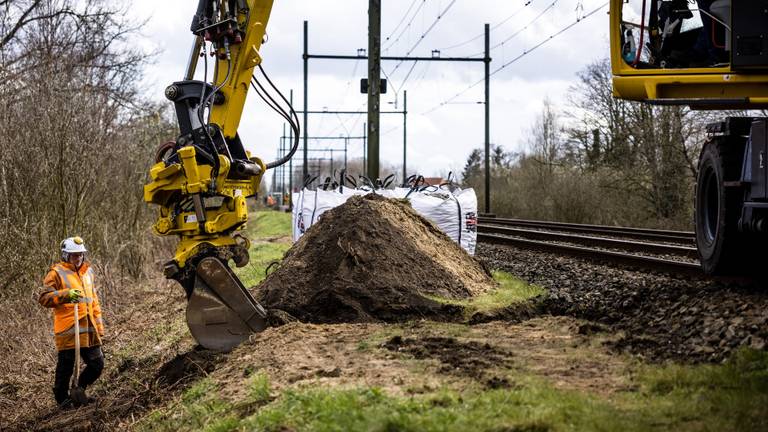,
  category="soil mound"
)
[256,194,495,323]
